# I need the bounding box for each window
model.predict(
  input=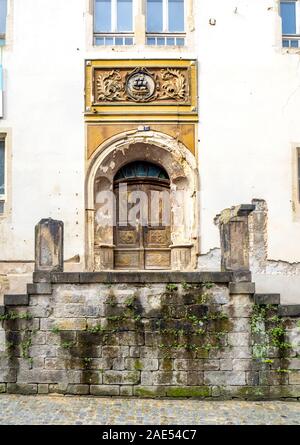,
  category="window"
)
[0,137,5,214]
[0,0,7,46]
[94,0,134,46]
[146,0,185,46]
[280,1,300,48]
